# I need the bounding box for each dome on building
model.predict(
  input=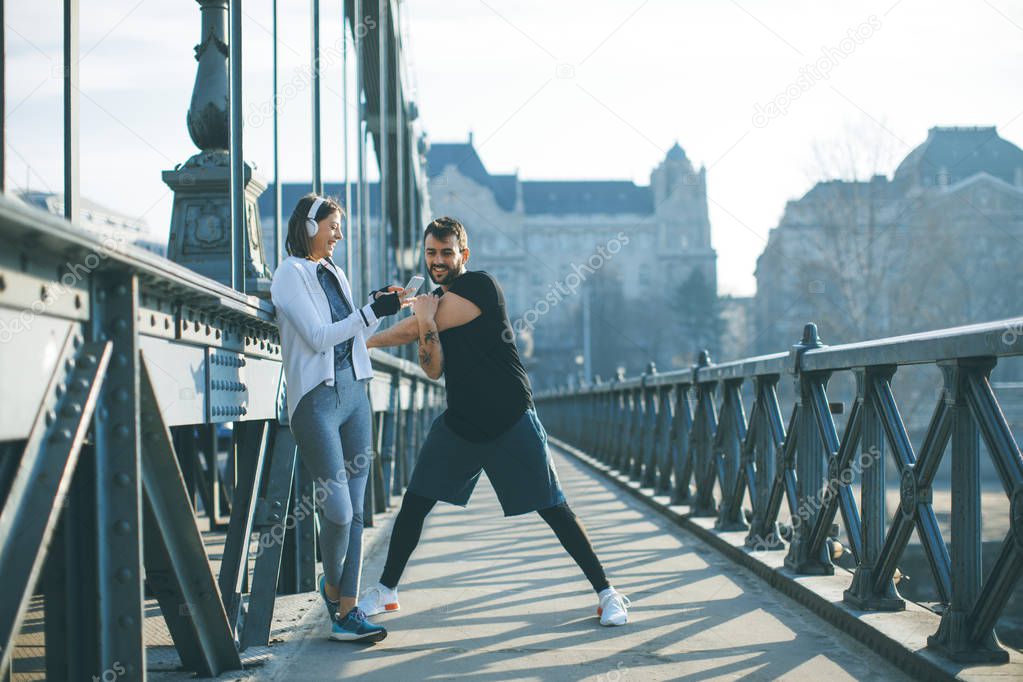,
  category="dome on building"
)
[892,126,1023,191]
